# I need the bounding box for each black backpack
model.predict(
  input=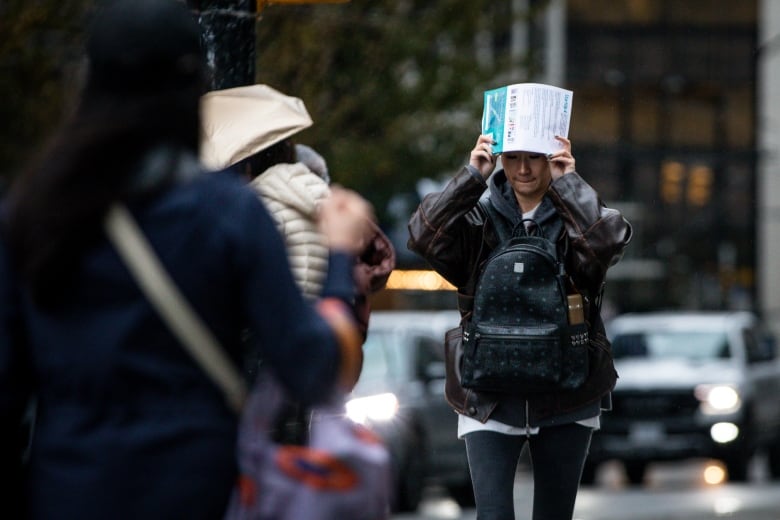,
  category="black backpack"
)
[460,199,589,394]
